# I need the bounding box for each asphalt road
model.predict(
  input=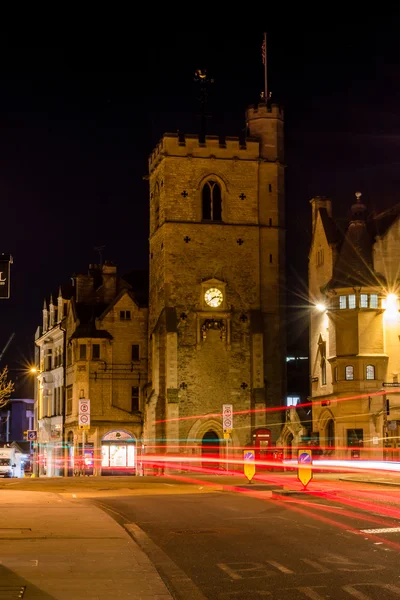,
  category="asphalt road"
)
[97,484,400,600]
